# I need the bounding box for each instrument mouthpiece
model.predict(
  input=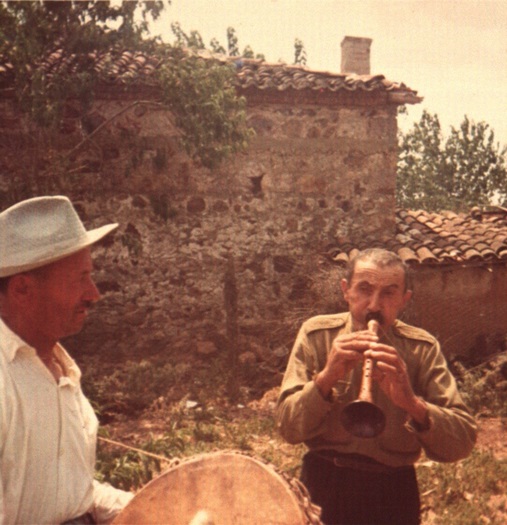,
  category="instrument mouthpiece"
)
[365,312,383,324]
